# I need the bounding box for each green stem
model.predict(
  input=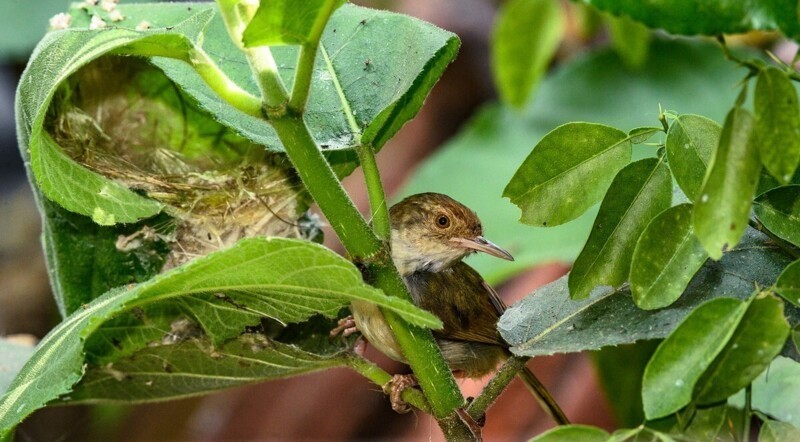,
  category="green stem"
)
[270,115,382,259]
[115,40,262,118]
[743,384,752,442]
[372,266,465,418]
[247,46,290,109]
[215,0,288,108]
[356,144,391,240]
[188,48,263,117]
[467,355,527,422]
[347,354,431,414]
[289,0,339,113]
